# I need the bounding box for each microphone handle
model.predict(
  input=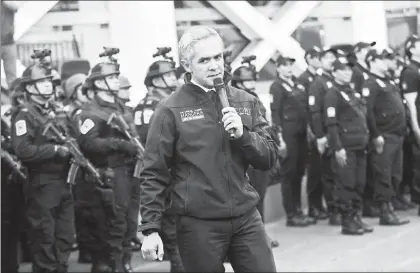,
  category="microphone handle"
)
[217,88,236,138]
